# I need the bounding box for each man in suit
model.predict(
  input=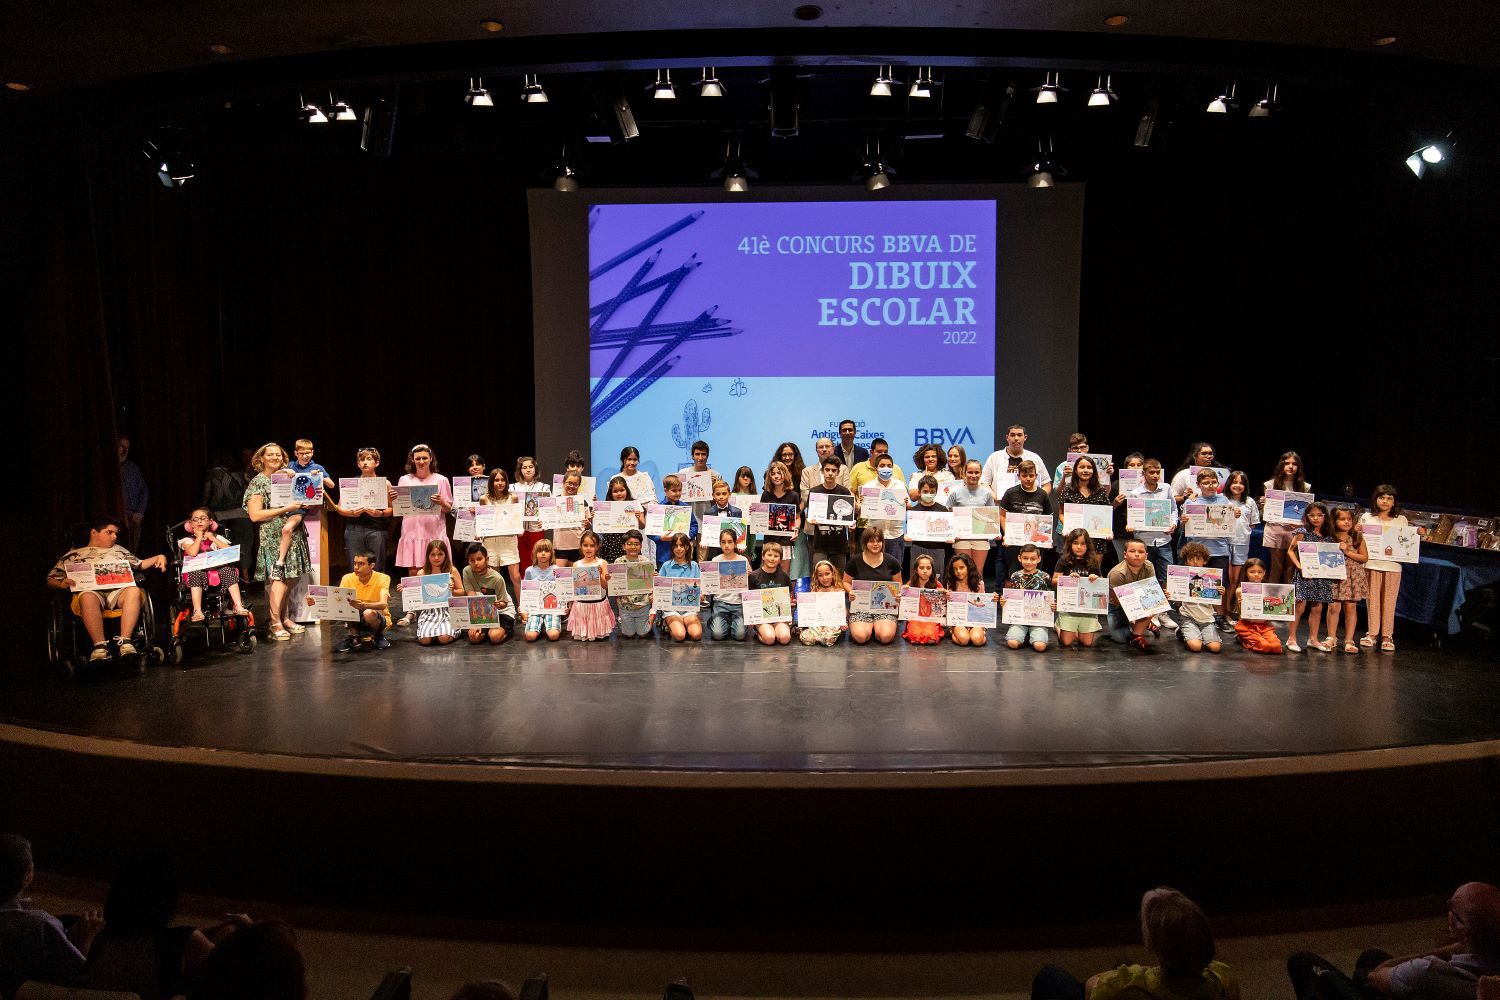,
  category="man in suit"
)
[835,419,869,468]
